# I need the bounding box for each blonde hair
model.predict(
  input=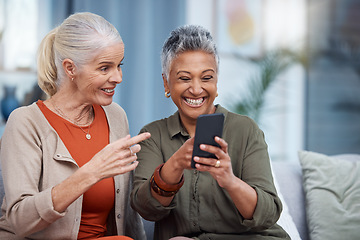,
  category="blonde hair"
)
[37,12,123,96]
